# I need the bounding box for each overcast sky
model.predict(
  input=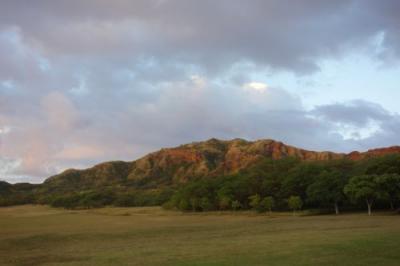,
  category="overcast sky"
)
[1,0,400,183]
